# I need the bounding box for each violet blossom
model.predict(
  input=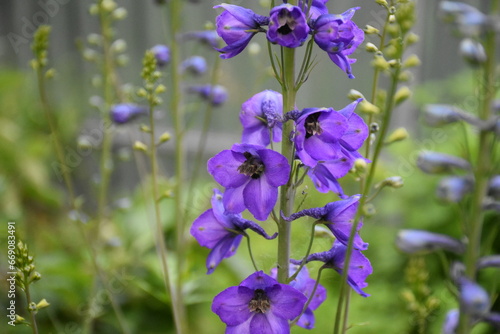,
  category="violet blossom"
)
[270,264,327,329]
[180,55,207,76]
[292,240,372,297]
[240,90,283,147]
[207,143,290,221]
[267,3,310,48]
[299,0,329,20]
[191,189,277,274]
[187,84,228,106]
[212,271,307,333]
[293,99,368,169]
[181,30,221,48]
[151,44,170,67]
[110,103,146,124]
[214,4,269,59]
[311,8,364,78]
[284,195,368,251]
